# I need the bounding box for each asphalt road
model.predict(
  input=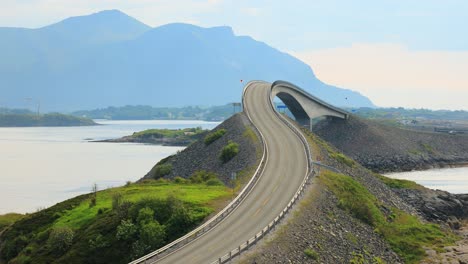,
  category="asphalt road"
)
[154,81,309,263]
